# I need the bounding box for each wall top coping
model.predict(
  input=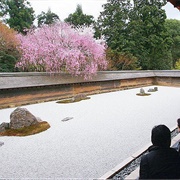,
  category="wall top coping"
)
[0,70,180,90]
